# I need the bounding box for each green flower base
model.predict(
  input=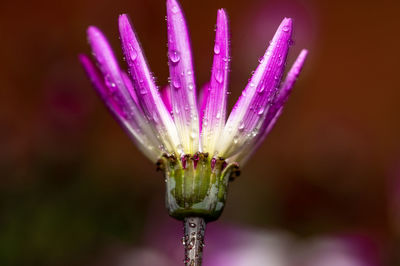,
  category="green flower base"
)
[157,153,240,221]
